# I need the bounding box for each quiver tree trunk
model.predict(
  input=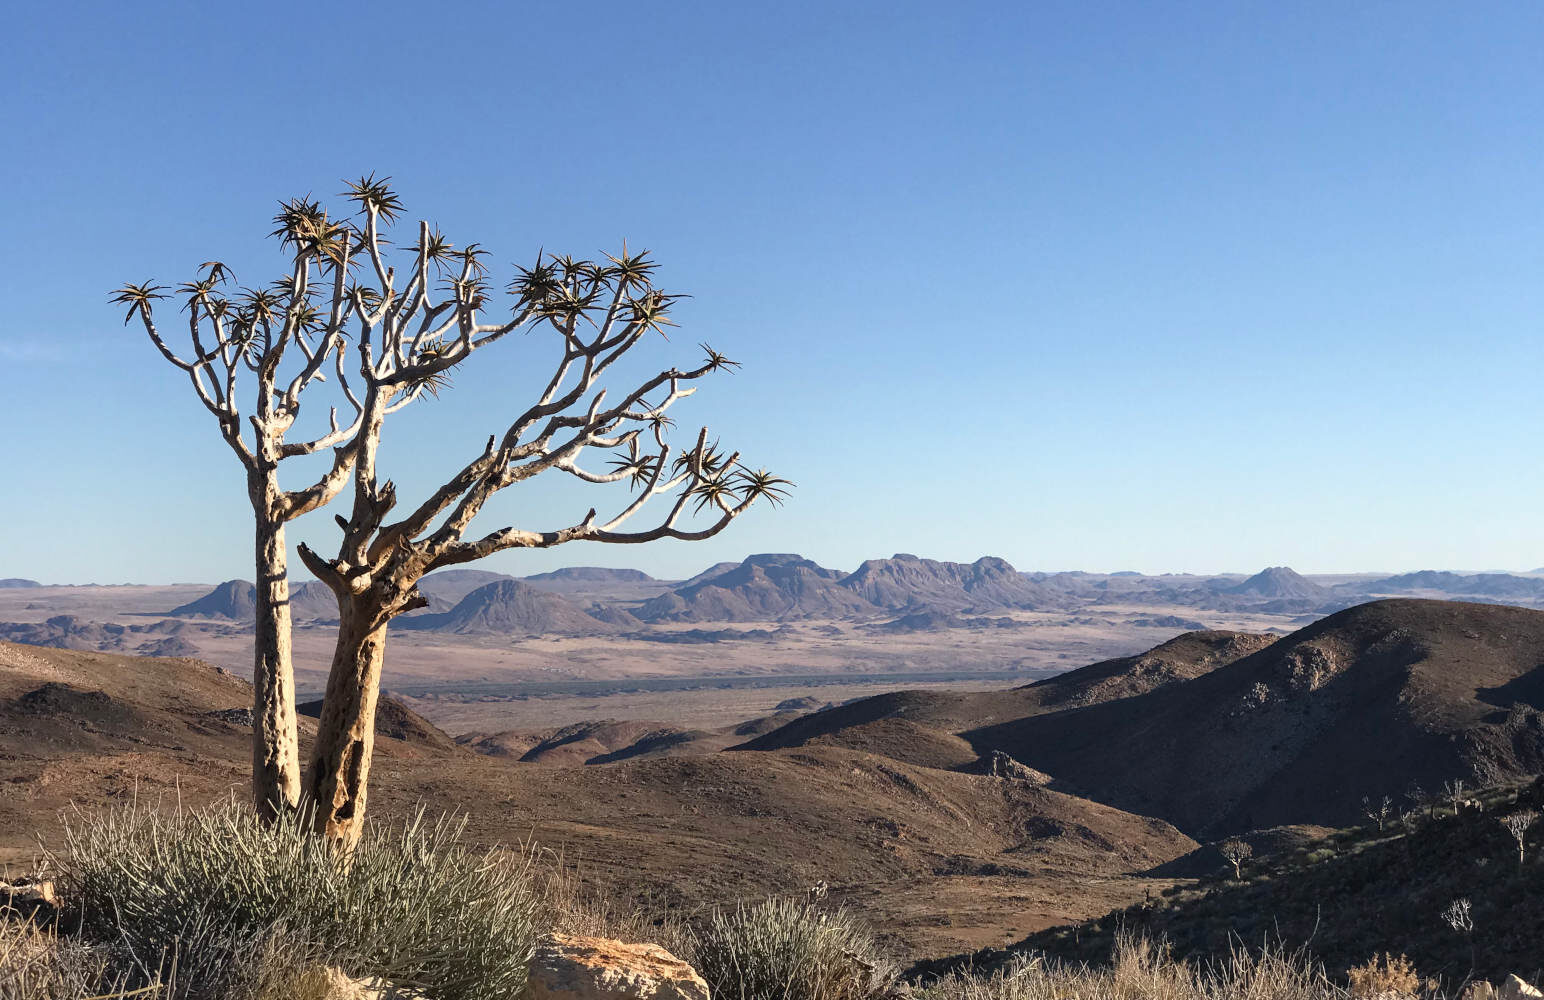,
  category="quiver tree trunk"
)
[305,596,391,851]
[251,496,302,819]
